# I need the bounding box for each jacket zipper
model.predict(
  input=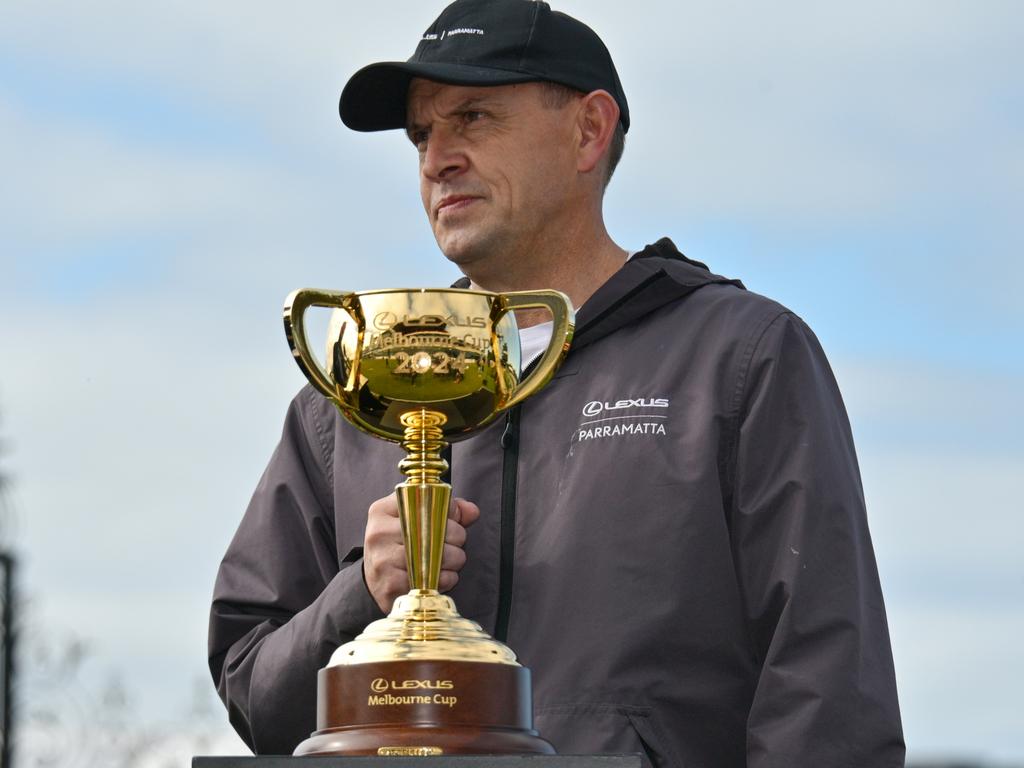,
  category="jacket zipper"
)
[495,405,521,643]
